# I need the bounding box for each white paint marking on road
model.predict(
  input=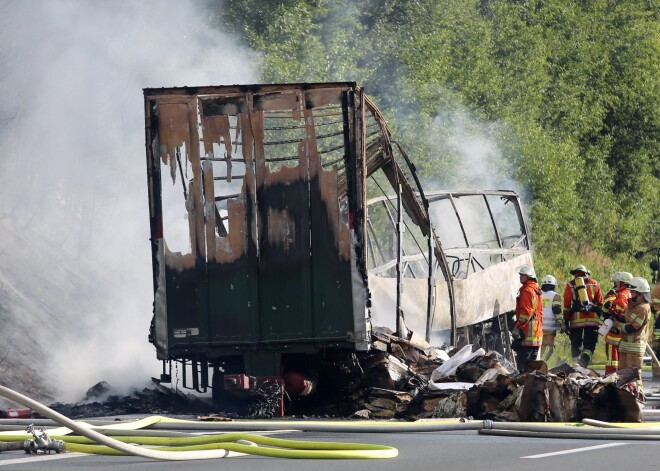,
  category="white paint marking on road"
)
[194,430,296,435]
[522,442,626,459]
[0,452,85,467]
